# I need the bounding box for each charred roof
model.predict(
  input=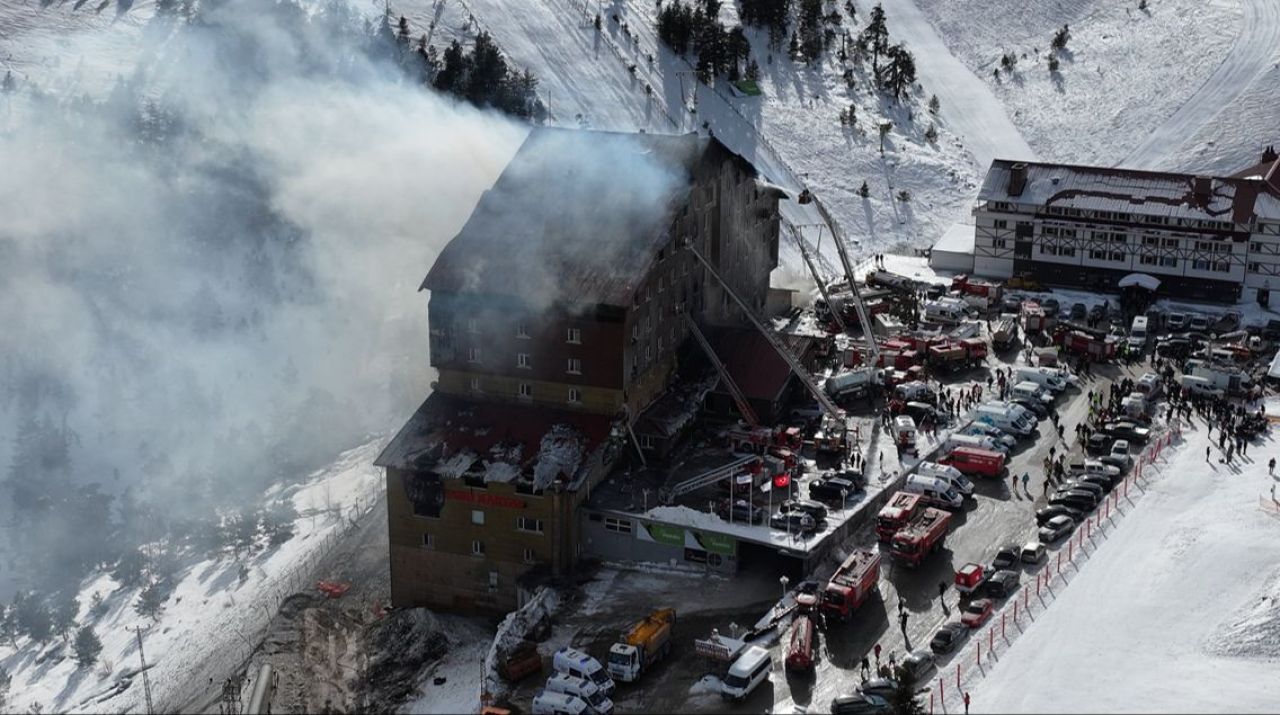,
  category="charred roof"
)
[422,128,768,307]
